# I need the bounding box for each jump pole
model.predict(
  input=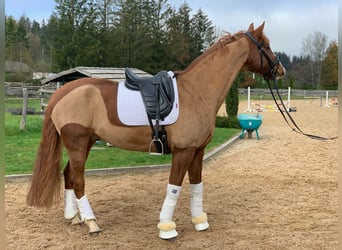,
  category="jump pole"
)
[287,87,291,111]
[245,86,253,112]
[324,91,330,107]
[245,86,291,112]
